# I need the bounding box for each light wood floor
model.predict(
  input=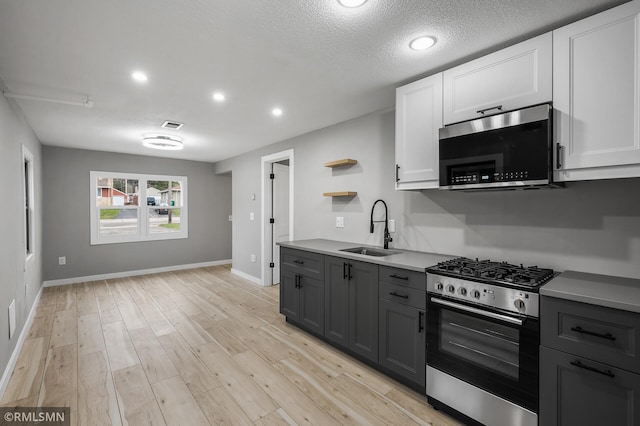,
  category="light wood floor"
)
[0,265,462,426]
